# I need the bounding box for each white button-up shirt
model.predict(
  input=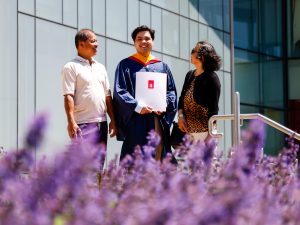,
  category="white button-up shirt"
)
[61,56,111,124]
